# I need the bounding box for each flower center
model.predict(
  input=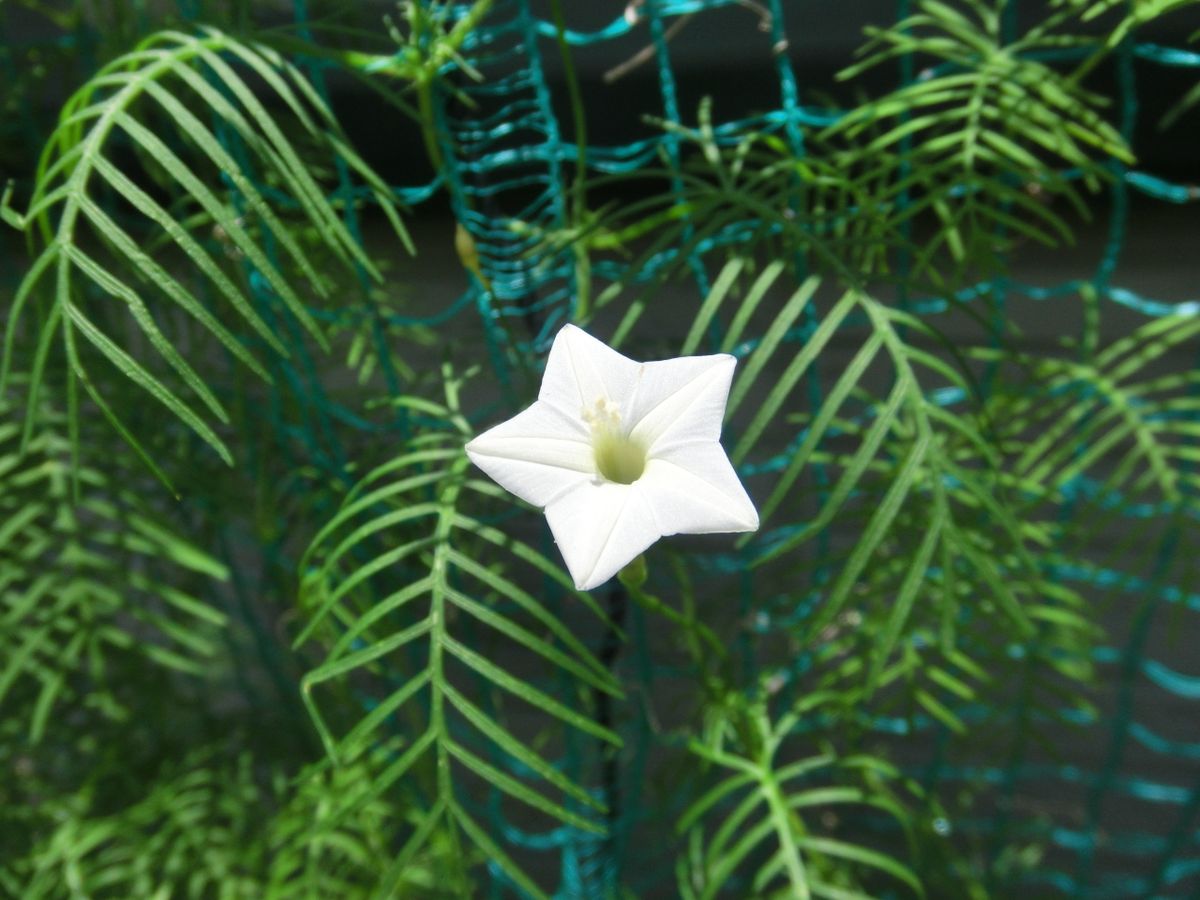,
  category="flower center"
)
[582,398,646,485]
